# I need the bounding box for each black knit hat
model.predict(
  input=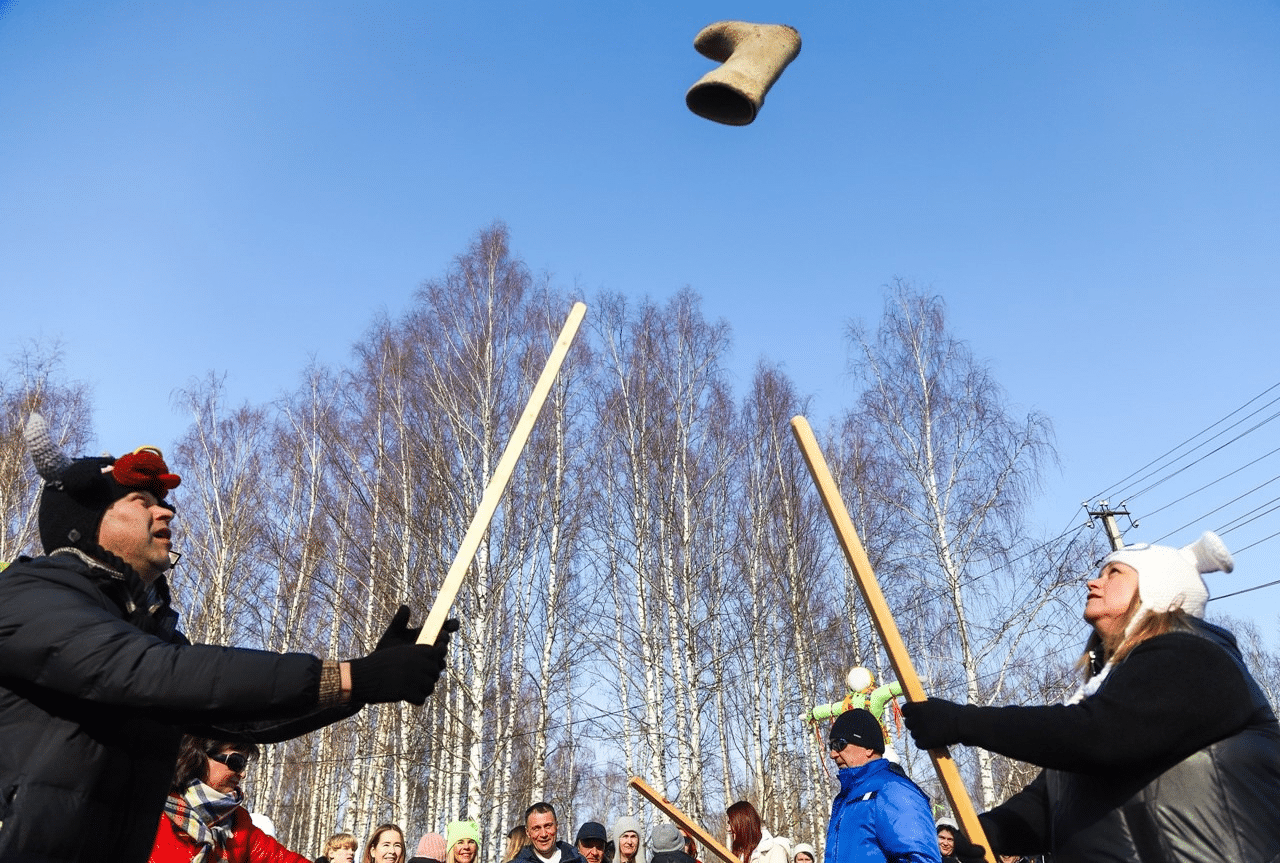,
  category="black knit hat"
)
[829,707,885,754]
[27,414,180,554]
